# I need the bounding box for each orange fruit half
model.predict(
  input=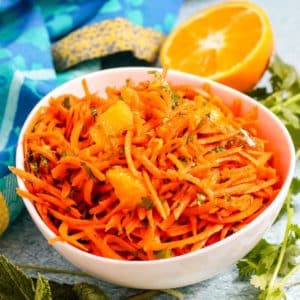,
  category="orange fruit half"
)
[160,1,274,92]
